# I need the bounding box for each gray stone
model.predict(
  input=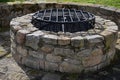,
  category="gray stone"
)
[42,73,61,80]
[45,61,59,71]
[10,30,15,40]
[82,48,103,67]
[25,31,44,50]
[42,34,58,45]
[64,58,81,65]
[85,35,104,43]
[105,21,117,26]
[60,62,83,73]
[71,36,84,47]
[17,46,28,56]
[22,56,41,69]
[40,45,54,53]
[58,36,70,45]
[107,25,118,31]
[54,48,63,56]
[63,48,74,57]
[54,48,74,57]
[46,54,62,63]
[16,30,30,44]
[29,50,44,59]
